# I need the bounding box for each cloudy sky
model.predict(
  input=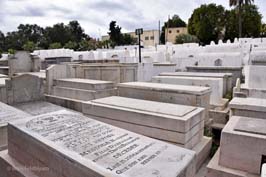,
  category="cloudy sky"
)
[1,0,266,38]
